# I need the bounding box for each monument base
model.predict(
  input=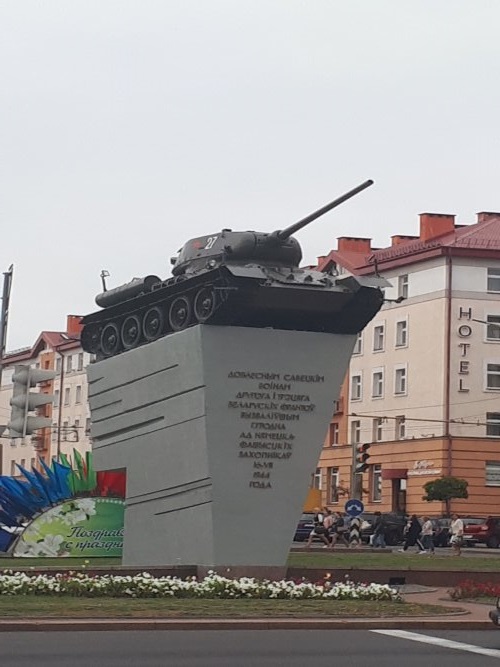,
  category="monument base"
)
[87,325,355,567]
